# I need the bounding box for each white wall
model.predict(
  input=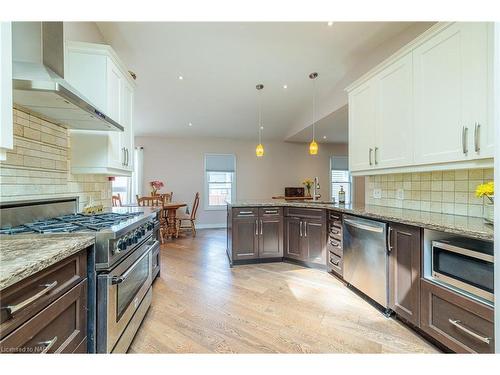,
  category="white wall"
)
[64,22,105,44]
[135,136,349,227]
